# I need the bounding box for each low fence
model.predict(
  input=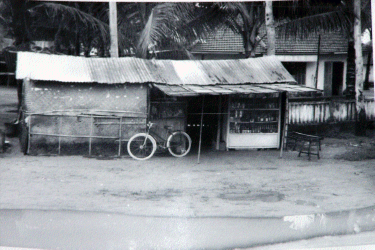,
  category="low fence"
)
[288,97,375,125]
[22,110,147,156]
